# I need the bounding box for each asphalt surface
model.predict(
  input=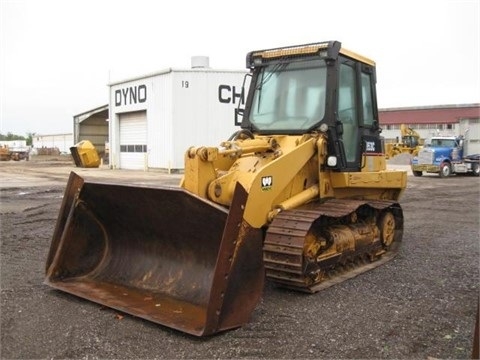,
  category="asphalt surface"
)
[0,157,478,359]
